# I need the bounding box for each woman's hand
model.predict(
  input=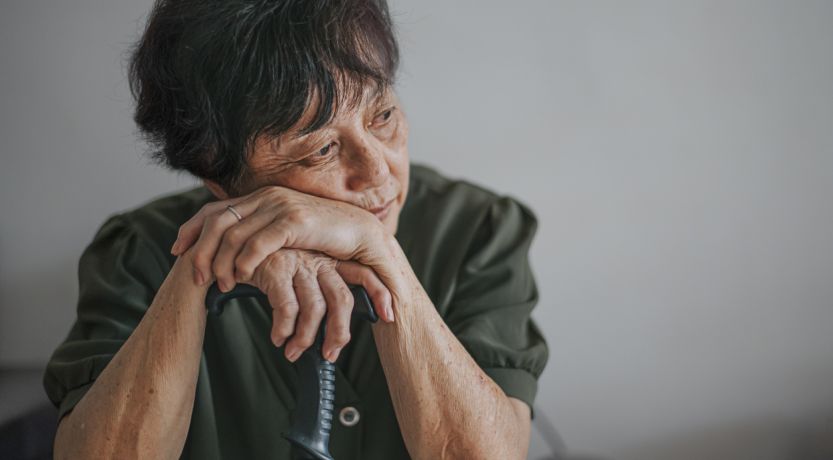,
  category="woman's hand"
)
[246,248,392,363]
[169,185,396,361]
[171,186,388,286]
